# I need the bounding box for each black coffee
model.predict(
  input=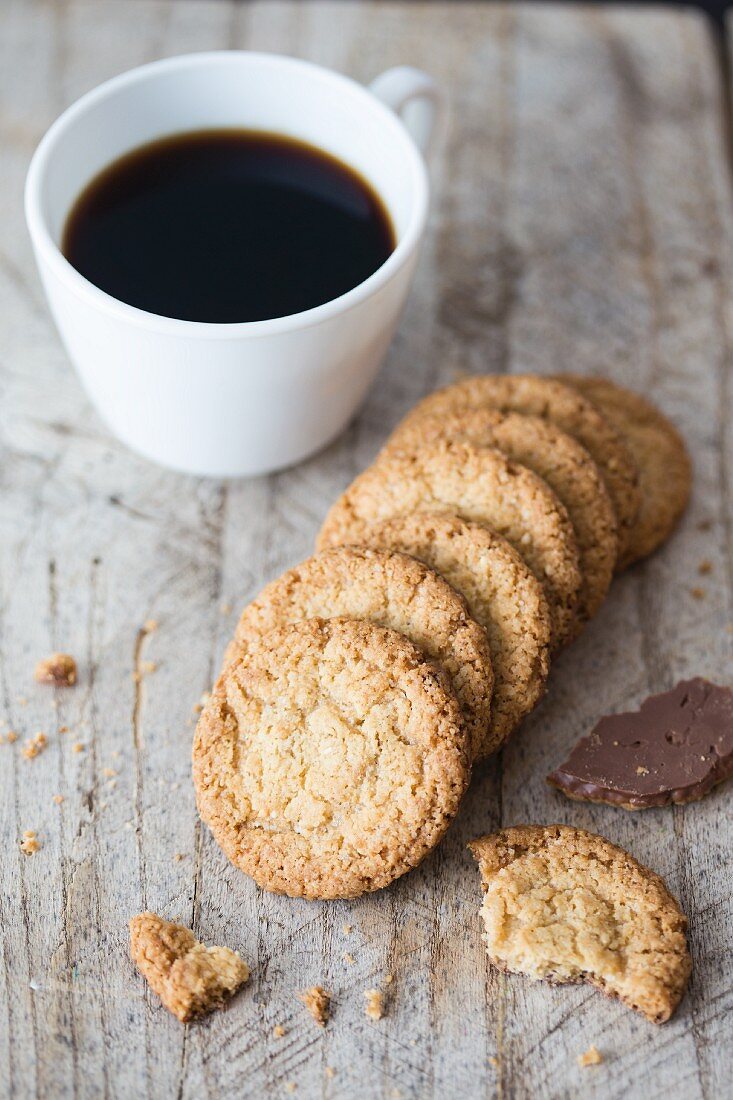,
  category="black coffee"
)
[62,129,395,323]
